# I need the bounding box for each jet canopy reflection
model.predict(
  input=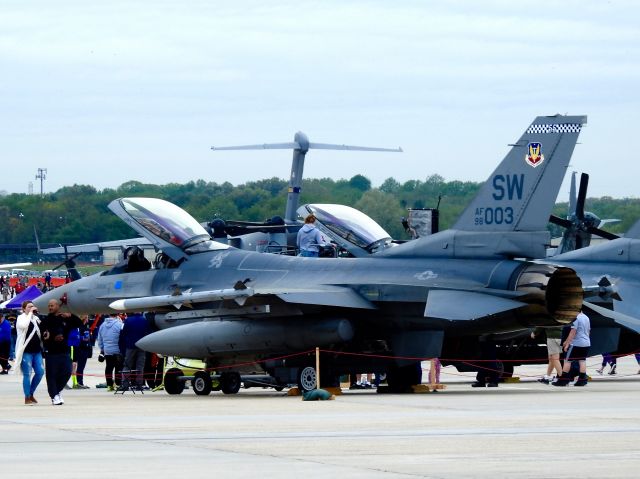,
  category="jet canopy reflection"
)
[113,198,228,262]
[299,203,393,256]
